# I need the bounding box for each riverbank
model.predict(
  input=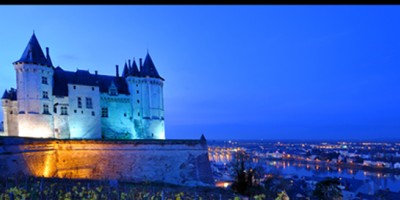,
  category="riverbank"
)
[264,158,400,175]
